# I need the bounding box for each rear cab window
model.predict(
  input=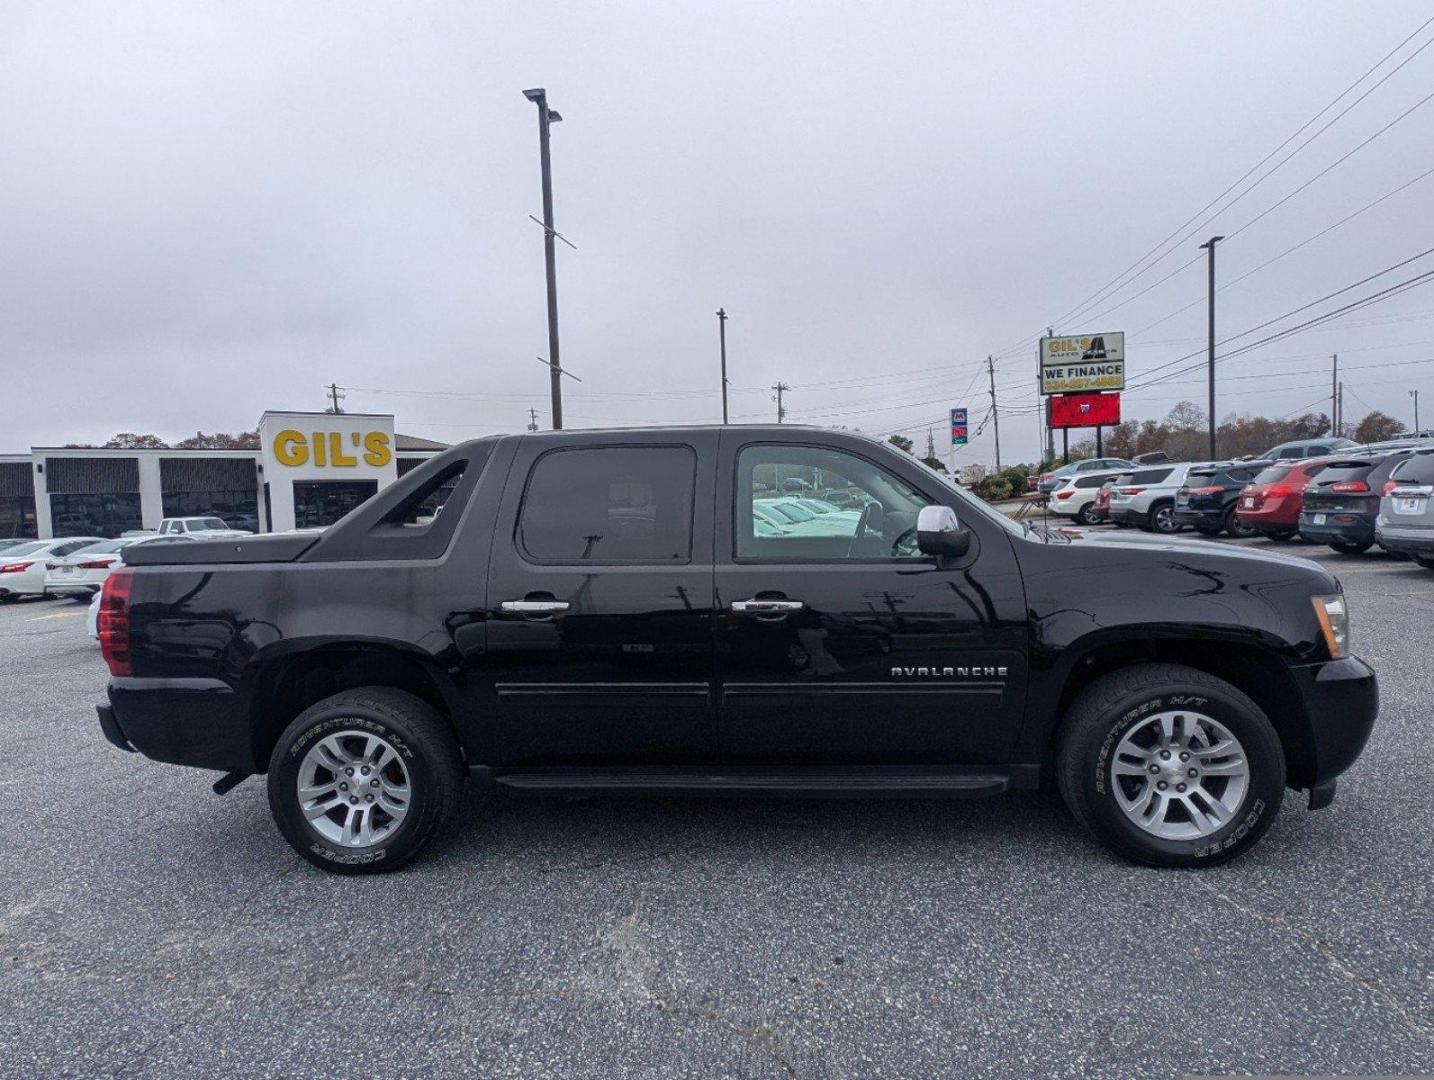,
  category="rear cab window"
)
[519,446,696,563]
